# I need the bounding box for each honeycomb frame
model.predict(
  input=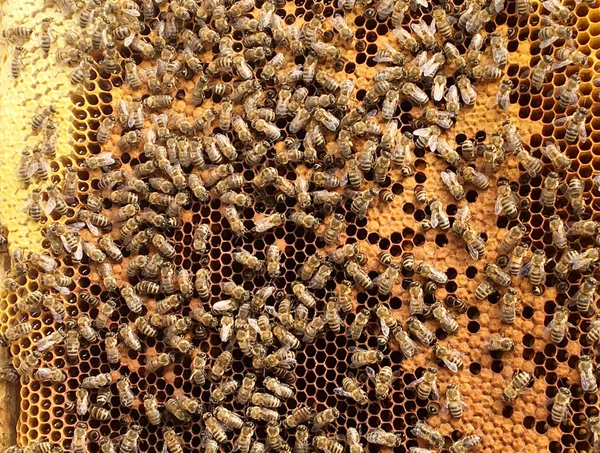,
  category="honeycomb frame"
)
[0,0,599,453]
